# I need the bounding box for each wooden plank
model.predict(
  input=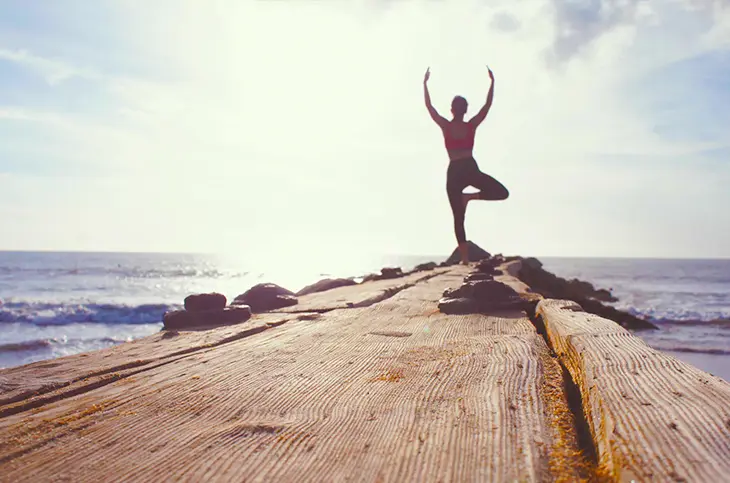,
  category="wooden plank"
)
[537,299,730,482]
[0,269,588,482]
[0,312,308,413]
[276,268,449,312]
[0,270,445,409]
